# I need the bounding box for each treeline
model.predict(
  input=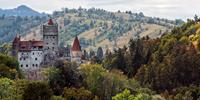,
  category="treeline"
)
[0,15,47,45]
[0,59,163,100]
[0,54,22,79]
[99,19,200,99]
